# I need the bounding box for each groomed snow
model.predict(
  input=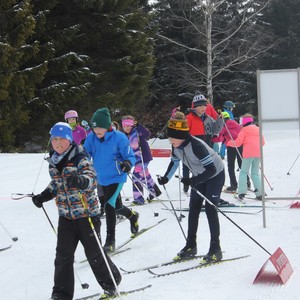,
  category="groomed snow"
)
[0,130,299,300]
